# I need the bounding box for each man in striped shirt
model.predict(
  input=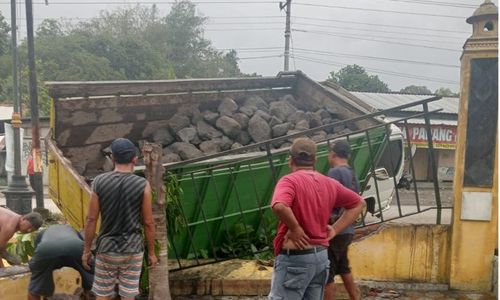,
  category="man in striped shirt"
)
[82,138,158,300]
